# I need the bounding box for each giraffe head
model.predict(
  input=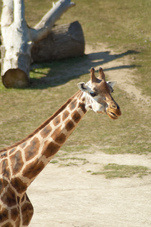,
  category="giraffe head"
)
[78,67,121,119]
